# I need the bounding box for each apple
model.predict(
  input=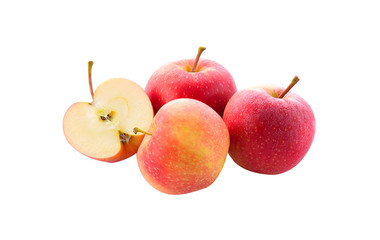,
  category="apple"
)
[134,98,230,194]
[63,61,154,162]
[223,76,316,174]
[145,47,237,116]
